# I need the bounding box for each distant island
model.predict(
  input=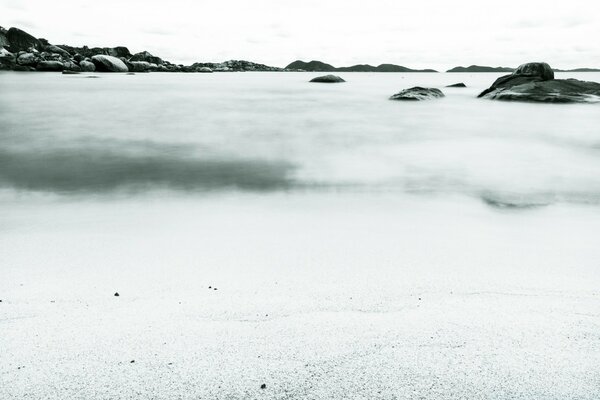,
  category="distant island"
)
[286,60,437,72]
[1,26,598,74]
[447,65,514,73]
[447,65,600,73]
